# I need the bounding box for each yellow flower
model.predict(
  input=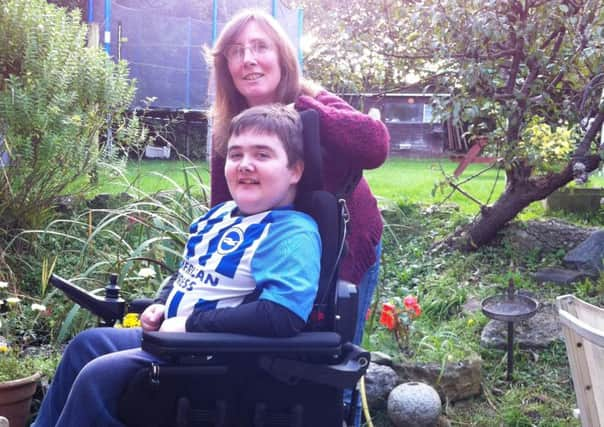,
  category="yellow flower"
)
[6,297,21,305]
[122,313,141,328]
[0,343,8,353]
[467,318,475,327]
